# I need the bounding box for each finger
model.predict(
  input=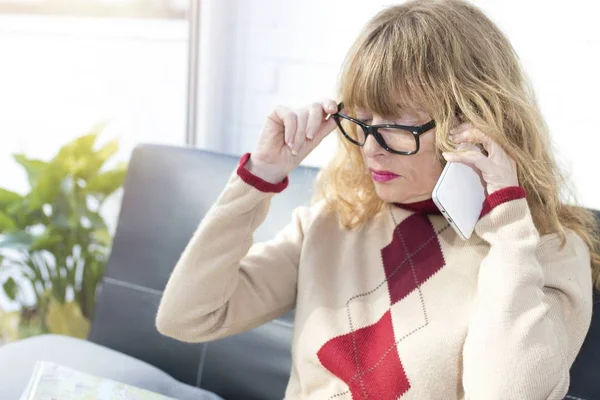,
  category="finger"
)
[451,129,489,147]
[306,102,324,140]
[455,142,482,153]
[273,106,296,147]
[322,99,338,115]
[291,109,309,155]
[450,127,494,154]
[449,122,471,136]
[442,150,495,173]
